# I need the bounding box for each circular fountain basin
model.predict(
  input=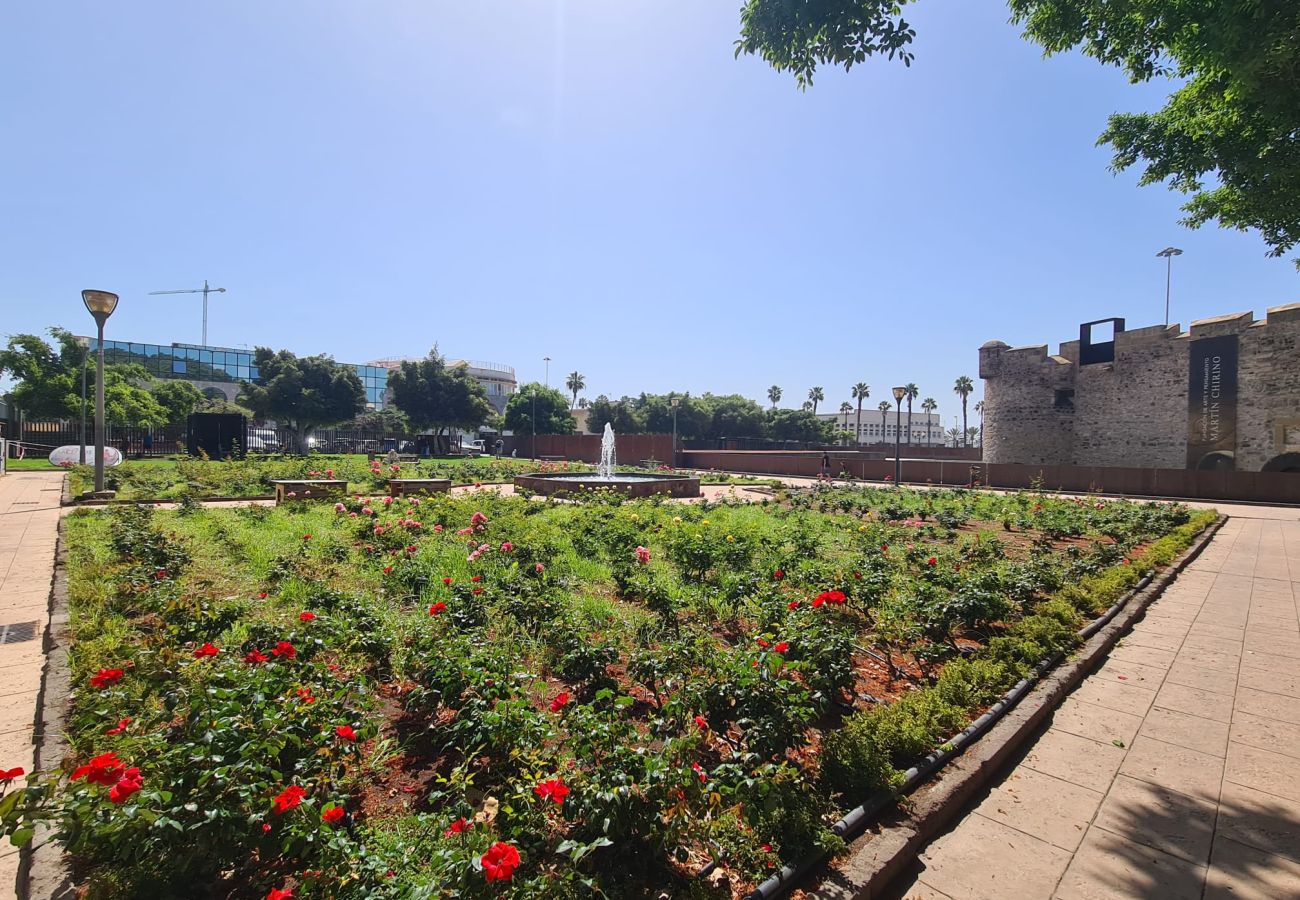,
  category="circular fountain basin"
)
[514,472,701,499]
